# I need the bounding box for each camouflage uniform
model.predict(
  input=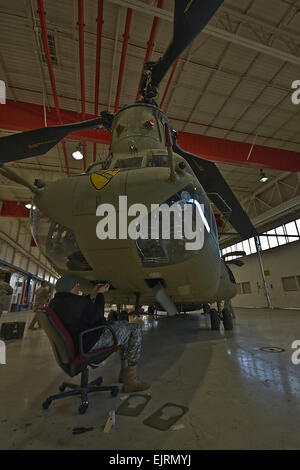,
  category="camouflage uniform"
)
[90,321,143,366]
[29,286,49,329]
[0,281,13,317]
